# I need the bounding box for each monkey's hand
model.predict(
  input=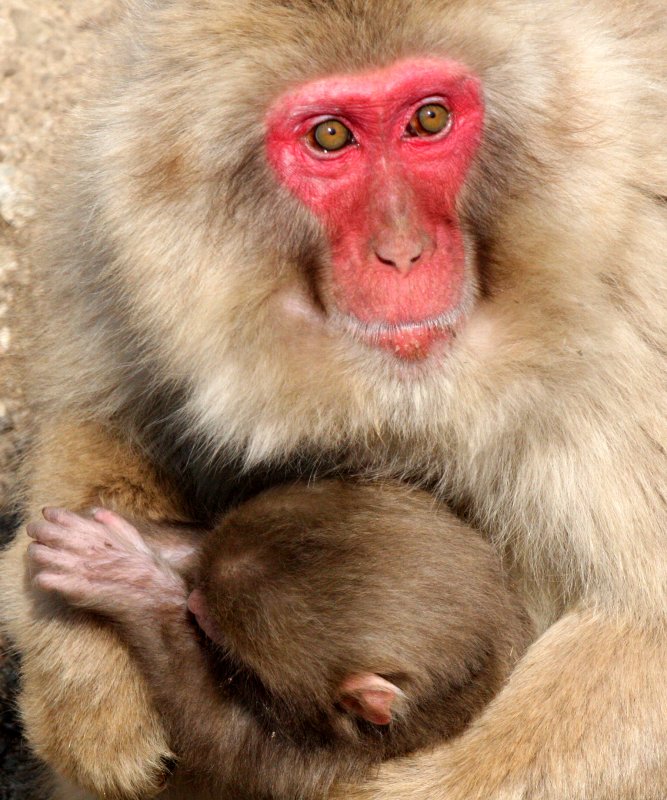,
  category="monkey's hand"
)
[0,421,186,798]
[336,611,667,800]
[27,507,187,622]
